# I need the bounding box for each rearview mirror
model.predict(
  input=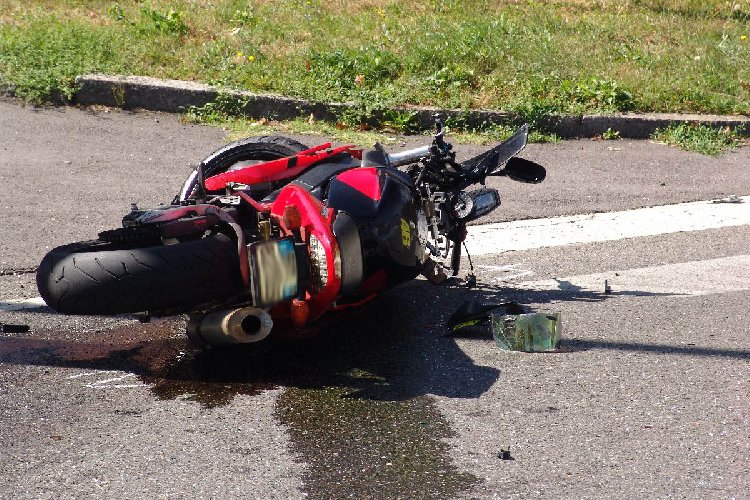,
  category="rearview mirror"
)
[497,157,546,184]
